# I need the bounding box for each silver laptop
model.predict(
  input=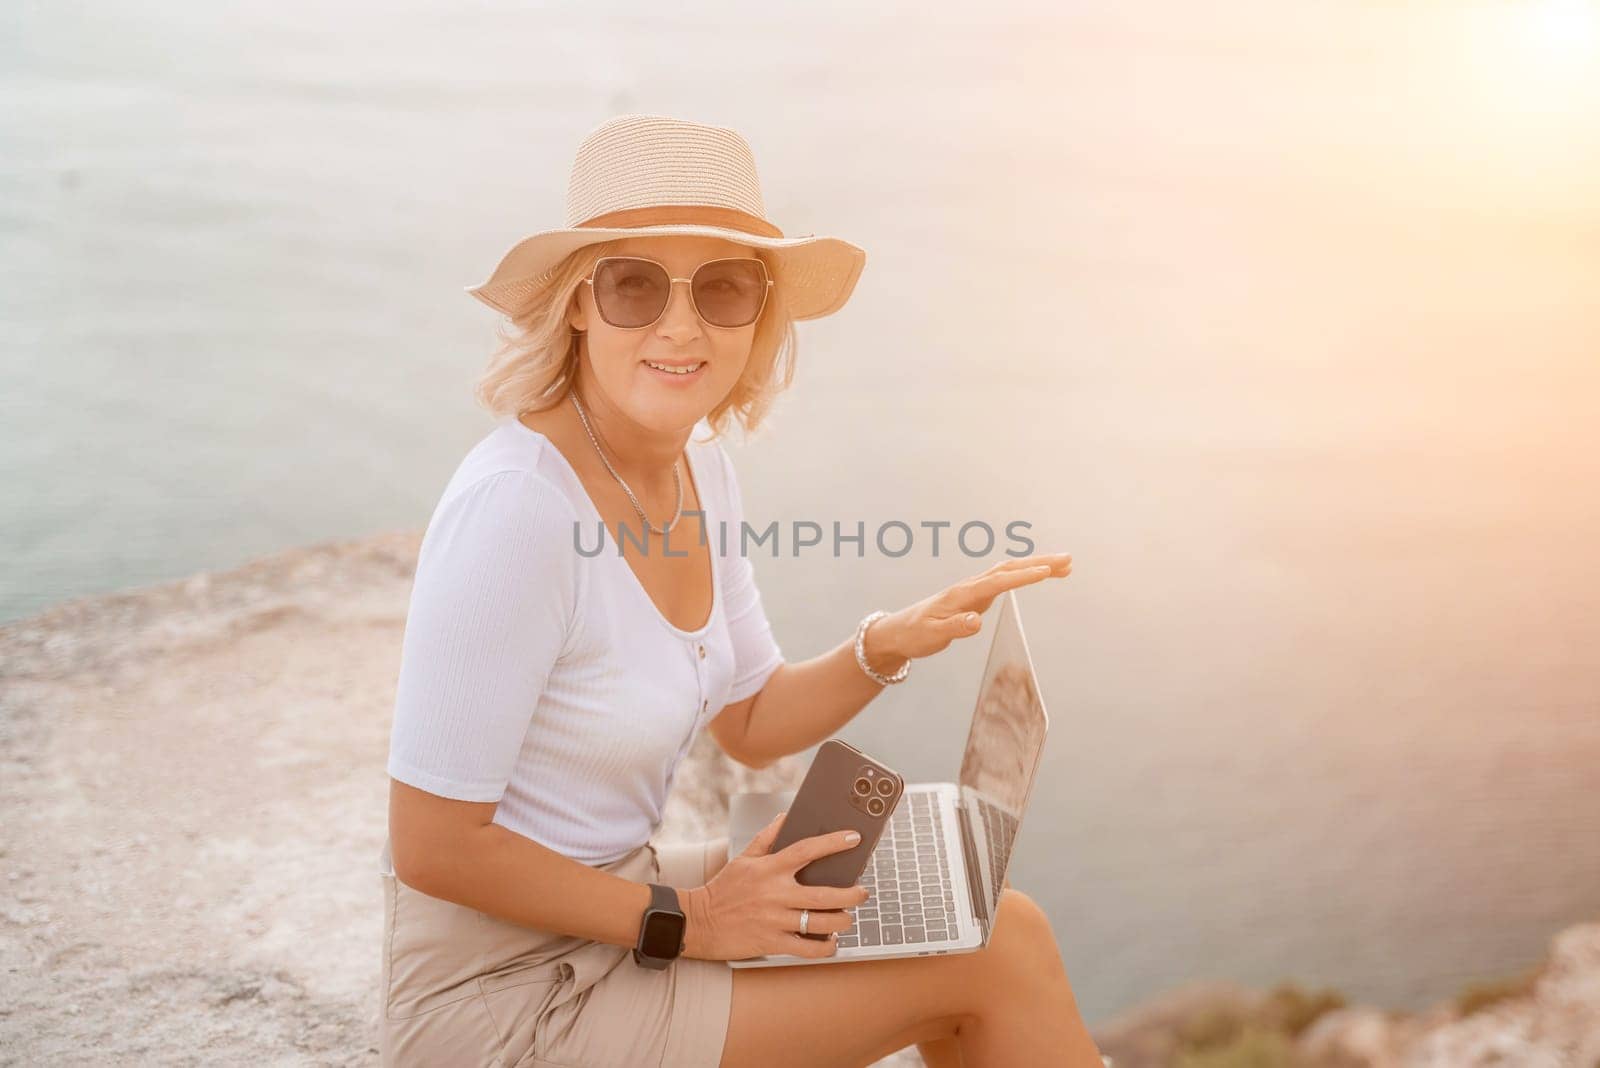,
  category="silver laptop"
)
[726,588,1049,967]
